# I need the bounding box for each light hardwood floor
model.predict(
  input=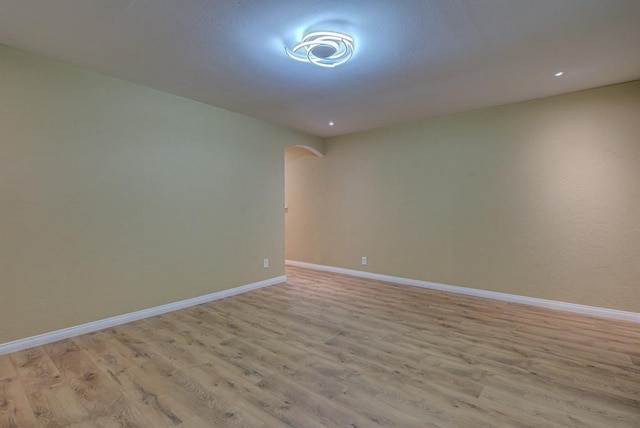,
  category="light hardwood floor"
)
[1,266,639,427]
